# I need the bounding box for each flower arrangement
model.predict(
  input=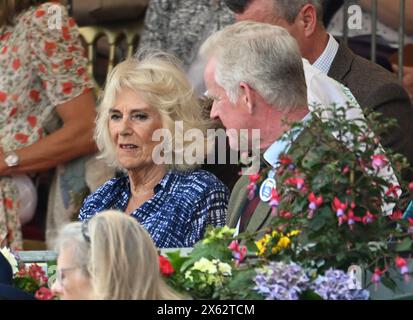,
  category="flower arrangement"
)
[161,104,413,300]
[13,263,55,300]
[162,226,370,300]
[1,247,55,300]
